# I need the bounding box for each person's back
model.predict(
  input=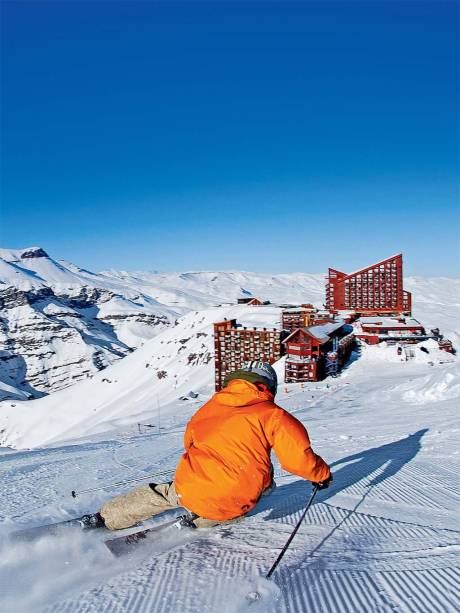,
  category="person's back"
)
[94,361,331,531]
[176,374,330,520]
